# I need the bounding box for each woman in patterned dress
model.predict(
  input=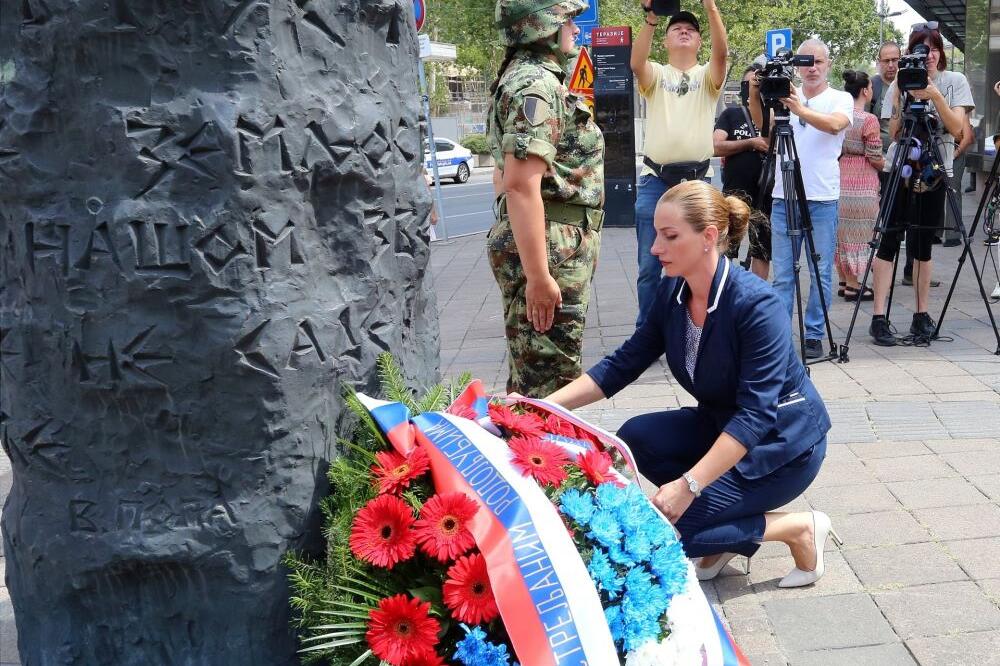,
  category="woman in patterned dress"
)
[836,70,884,300]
